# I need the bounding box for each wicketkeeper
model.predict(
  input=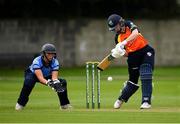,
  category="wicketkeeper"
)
[98,14,155,109]
[15,43,71,110]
